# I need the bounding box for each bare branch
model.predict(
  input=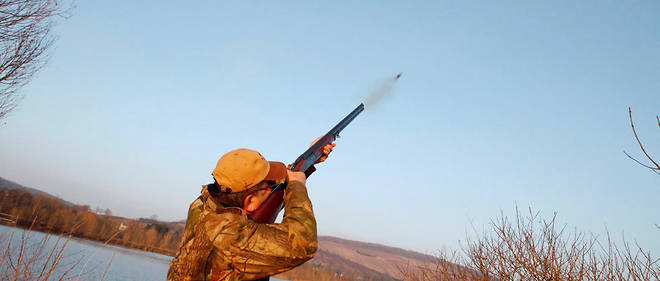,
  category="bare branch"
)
[0,0,69,120]
[623,150,660,175]
[627,107,660,173]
